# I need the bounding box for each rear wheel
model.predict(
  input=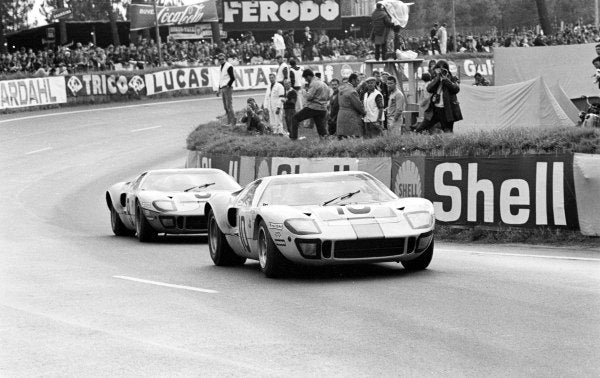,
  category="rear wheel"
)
[208,210,246,266]
[258,221,290,278]
[110,202,133,236]
[402,240,434,271]
[136,204,157,242]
